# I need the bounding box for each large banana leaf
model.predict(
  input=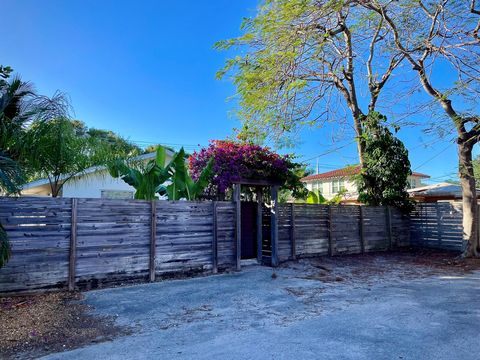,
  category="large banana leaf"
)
[108,146,173,200]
